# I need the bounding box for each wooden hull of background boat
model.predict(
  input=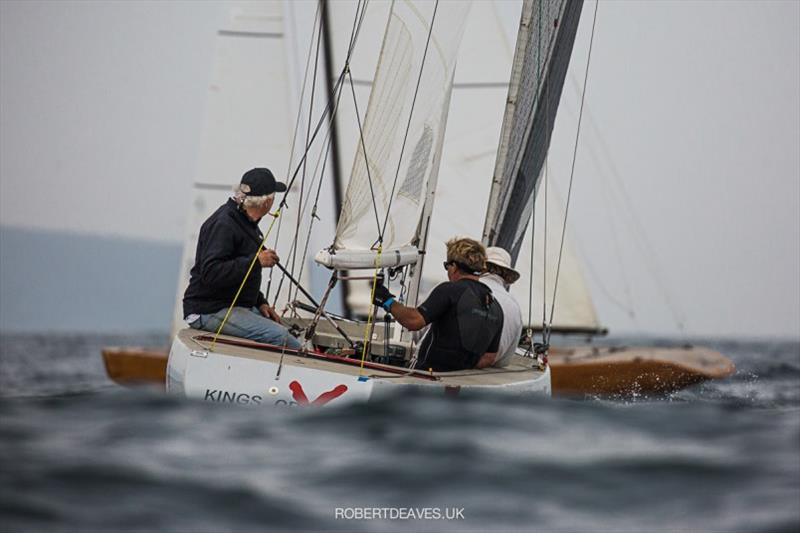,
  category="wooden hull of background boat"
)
[102,342,733,397]
[102,347,167,390]
[548,346,735,396]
